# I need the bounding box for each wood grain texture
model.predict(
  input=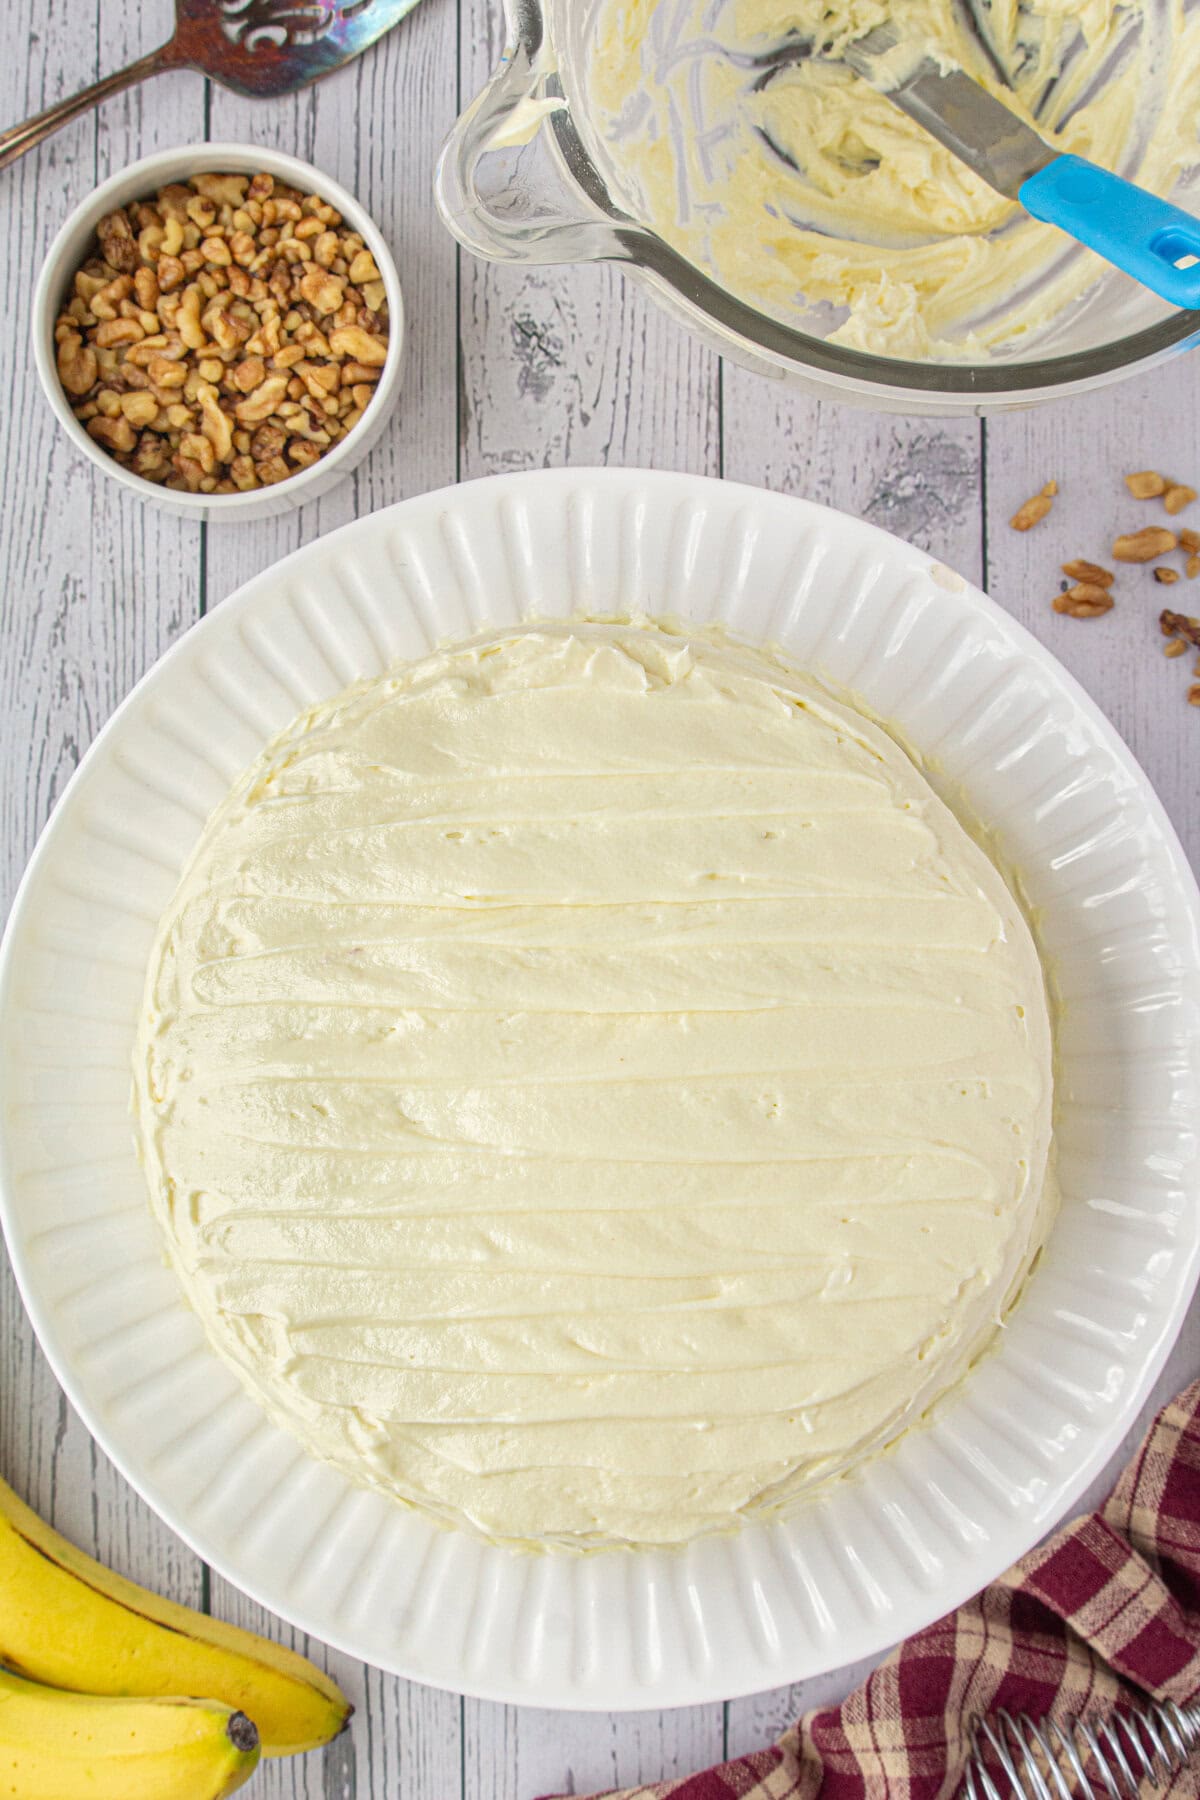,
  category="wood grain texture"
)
[0,0,204,1610]
[984,364,1200,869]
[457,0,720,485]
[721,371,985,584]
[465,1702,724,1800]
[0,2,1197,1796]
[202,0,460,614]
